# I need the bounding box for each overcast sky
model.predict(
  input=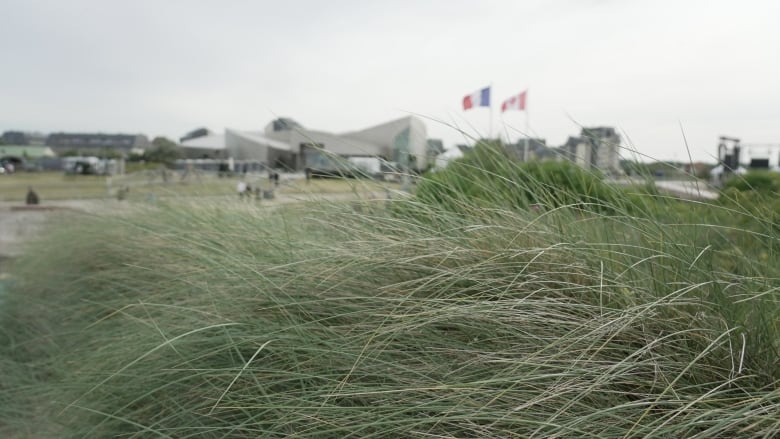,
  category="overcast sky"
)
[2,0,779,162]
